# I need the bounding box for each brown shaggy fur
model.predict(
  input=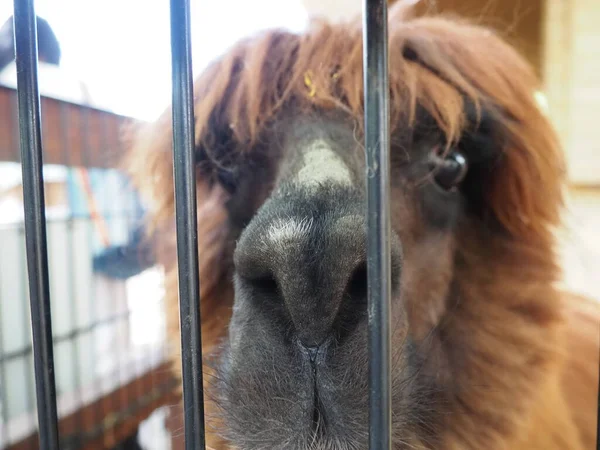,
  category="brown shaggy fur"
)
[126,4,599,449]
